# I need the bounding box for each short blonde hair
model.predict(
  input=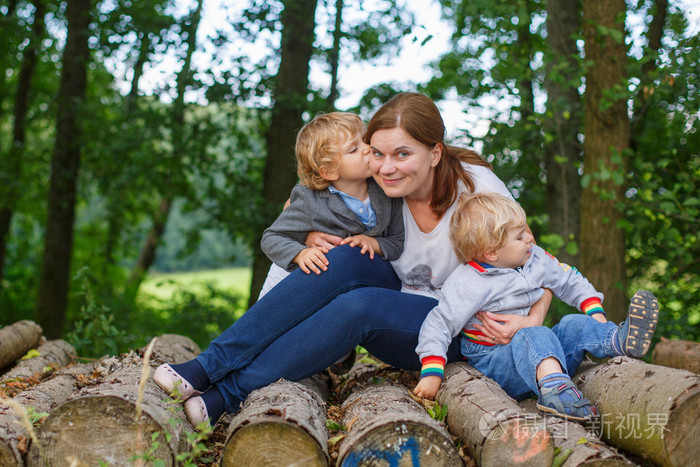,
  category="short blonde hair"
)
[296,112,365,190]
[450,192,527,263]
